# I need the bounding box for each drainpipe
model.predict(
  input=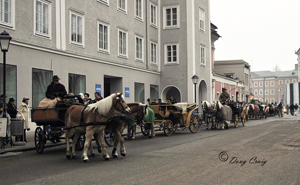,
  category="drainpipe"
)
[145,0,149,69]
